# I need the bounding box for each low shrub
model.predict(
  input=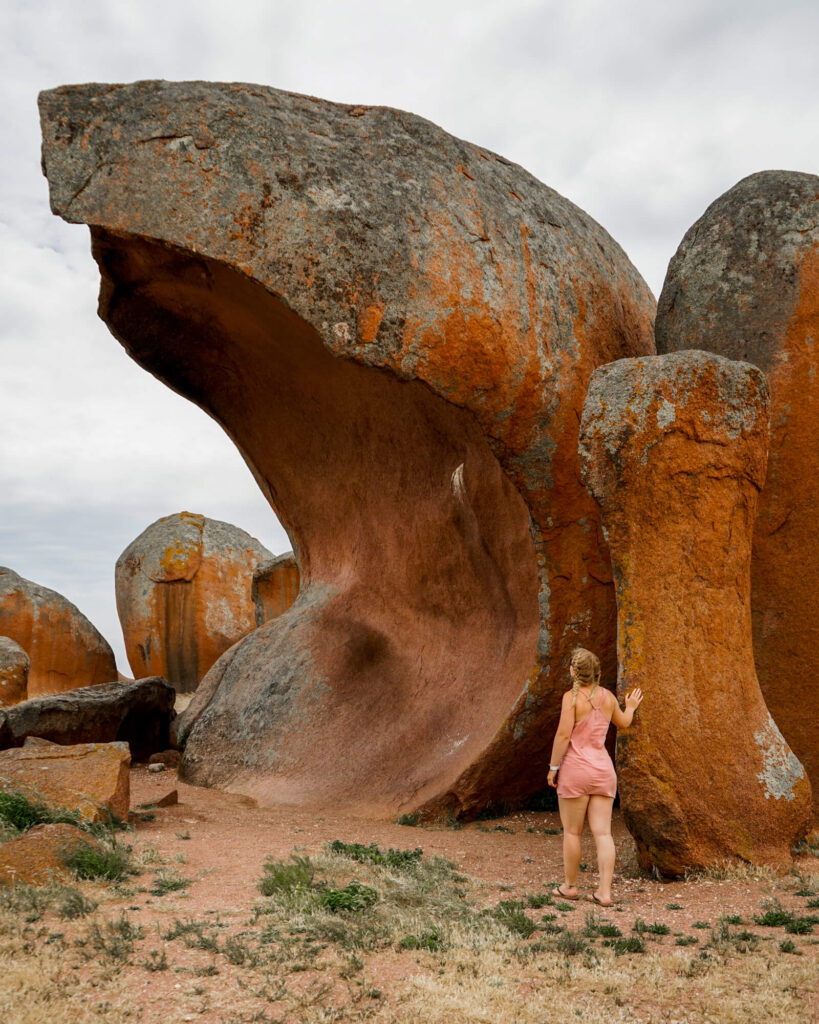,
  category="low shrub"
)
[320,882,378,913]
[258,855,315,896]
[489,900,536,938]
[754,900,794,927]
[398,928,442,952]
[63,842,133,882]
